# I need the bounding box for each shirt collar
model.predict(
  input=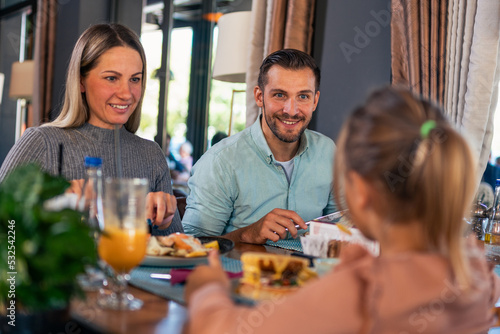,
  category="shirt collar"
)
[250,115,309,164]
